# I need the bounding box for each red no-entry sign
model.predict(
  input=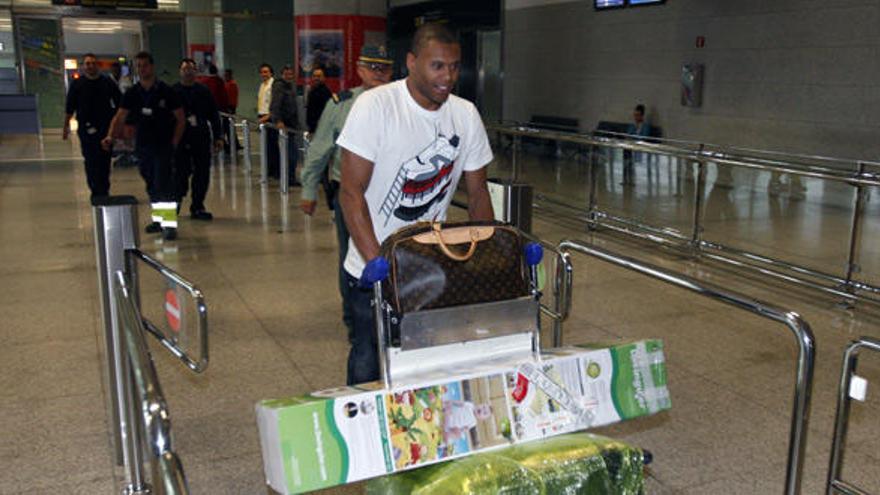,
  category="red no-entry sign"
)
[165,289,181,332]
